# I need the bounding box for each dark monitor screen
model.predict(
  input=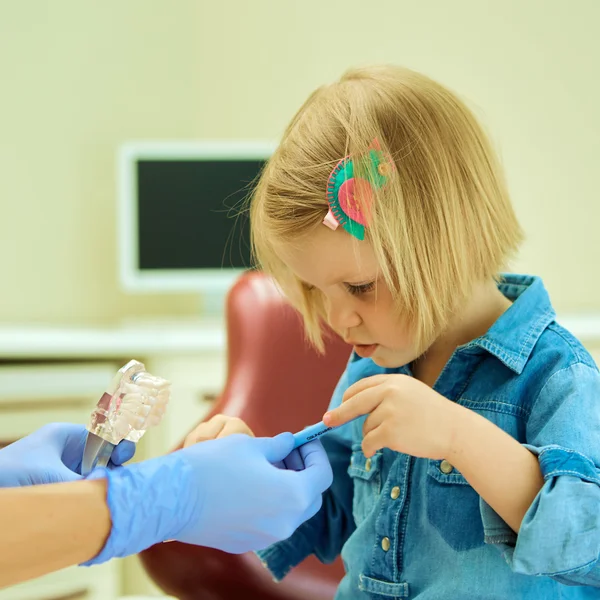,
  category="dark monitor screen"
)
[136,159,264,271]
